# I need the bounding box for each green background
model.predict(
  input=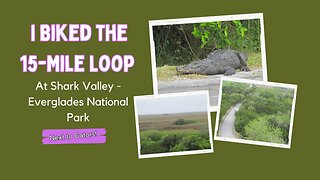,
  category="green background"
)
[1,0,318,178]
